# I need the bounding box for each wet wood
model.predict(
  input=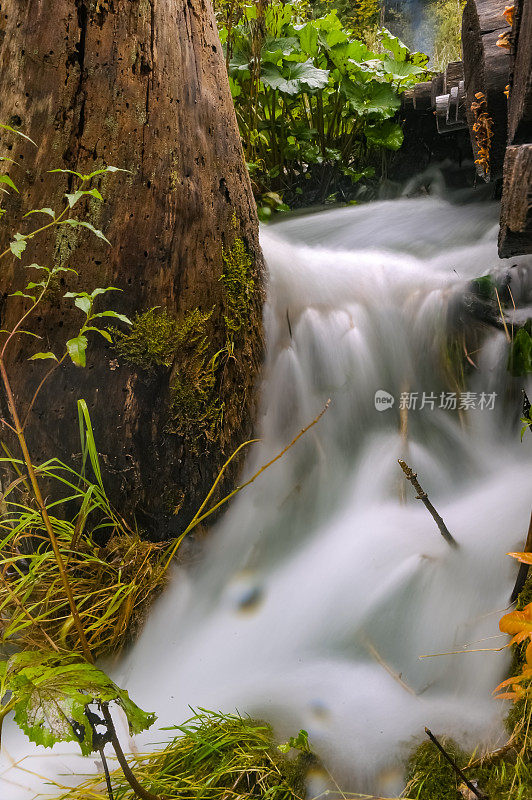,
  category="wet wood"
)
[0,0,264,538]
[499,144,532,257]
[462,0,511,179]
[507,0,532,145]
